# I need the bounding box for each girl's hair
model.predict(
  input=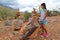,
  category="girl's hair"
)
[41,3,46,9]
